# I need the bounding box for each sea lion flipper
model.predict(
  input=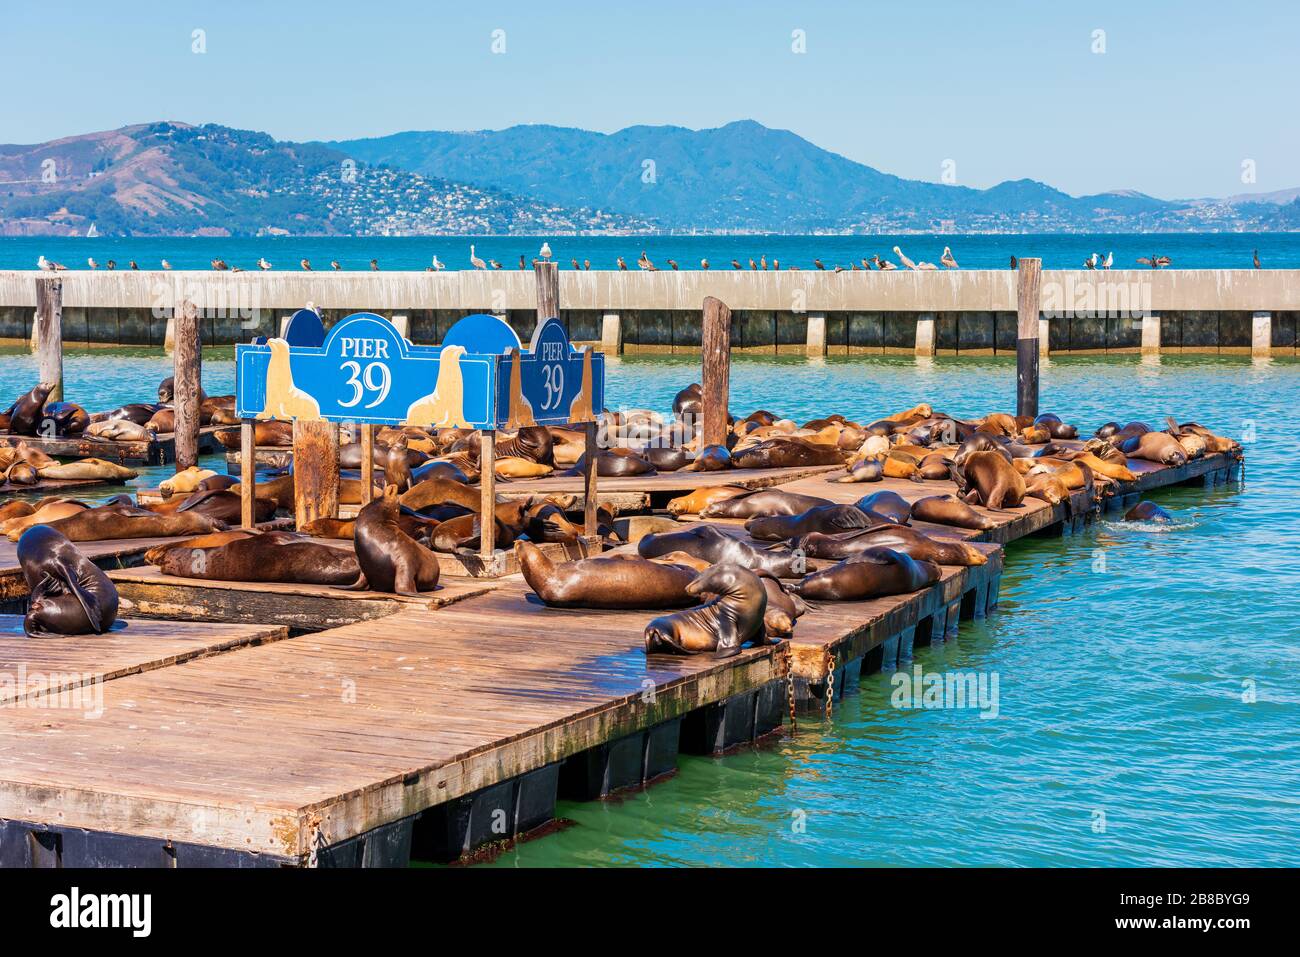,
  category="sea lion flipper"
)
[341,572,370,591]
[60,565,104,633]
